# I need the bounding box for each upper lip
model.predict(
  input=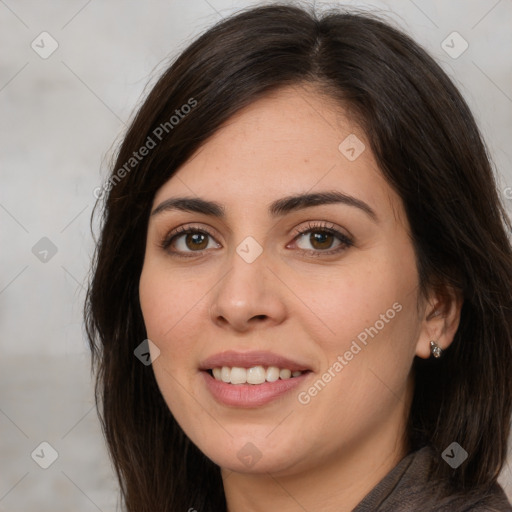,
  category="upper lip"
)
[199,350,312,372]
